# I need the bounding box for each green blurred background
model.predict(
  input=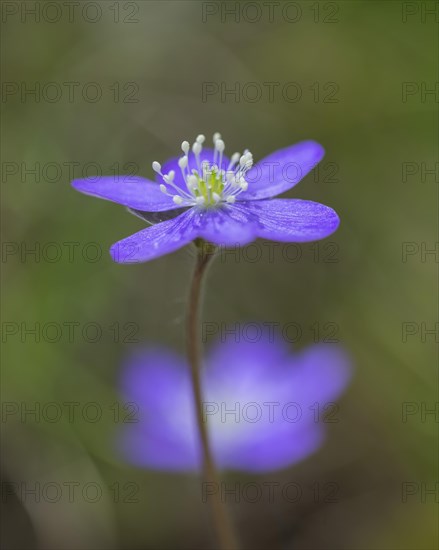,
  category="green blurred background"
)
[1,1,437,549]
